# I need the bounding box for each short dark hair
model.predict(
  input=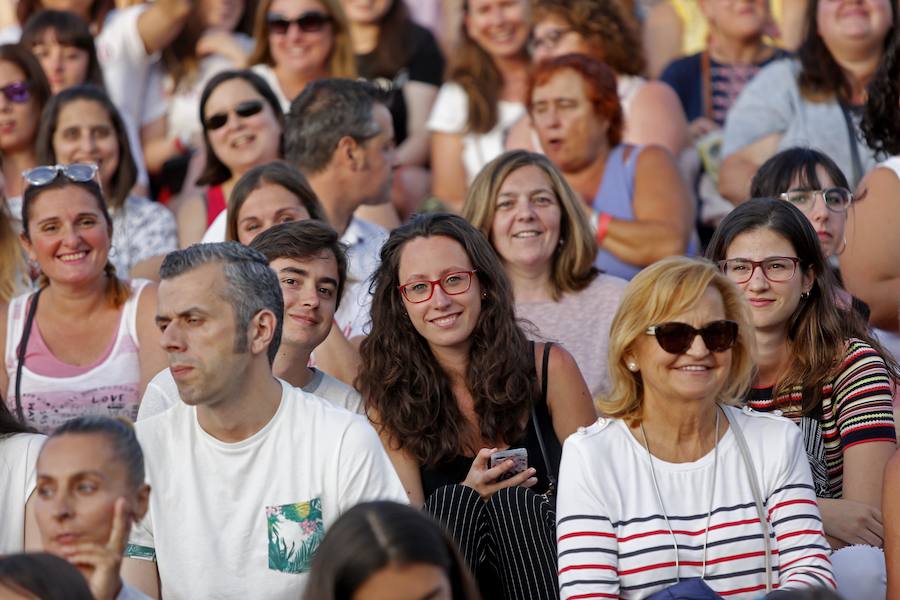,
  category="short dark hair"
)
[36,85,137,209]
[0,553,94,600]
[159,242,284,365]
[250,220,348,310]
[226,160,326,241]
[303,501,481,600]
[750,147,850,198]
[21,10,105,89]
[49,416,144,489]
[197,70,285,187]
[285,78,388,174]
